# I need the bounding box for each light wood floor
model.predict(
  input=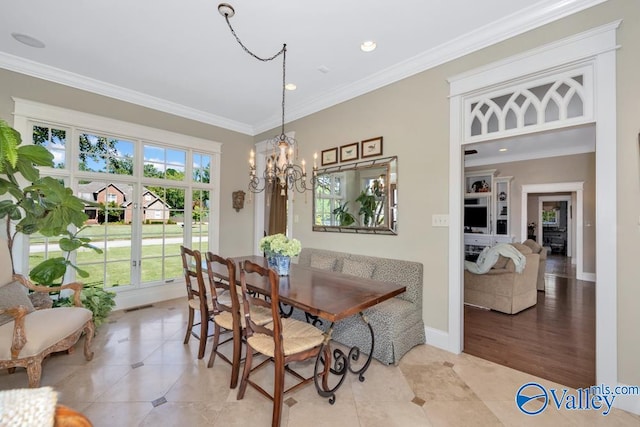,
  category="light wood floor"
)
[463,255,596,389]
